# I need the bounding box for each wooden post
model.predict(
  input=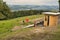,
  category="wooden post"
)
[34,21,37,27]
